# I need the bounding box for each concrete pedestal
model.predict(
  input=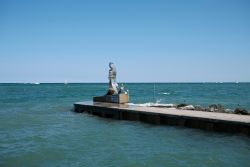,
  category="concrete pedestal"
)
[93,94,129,104]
